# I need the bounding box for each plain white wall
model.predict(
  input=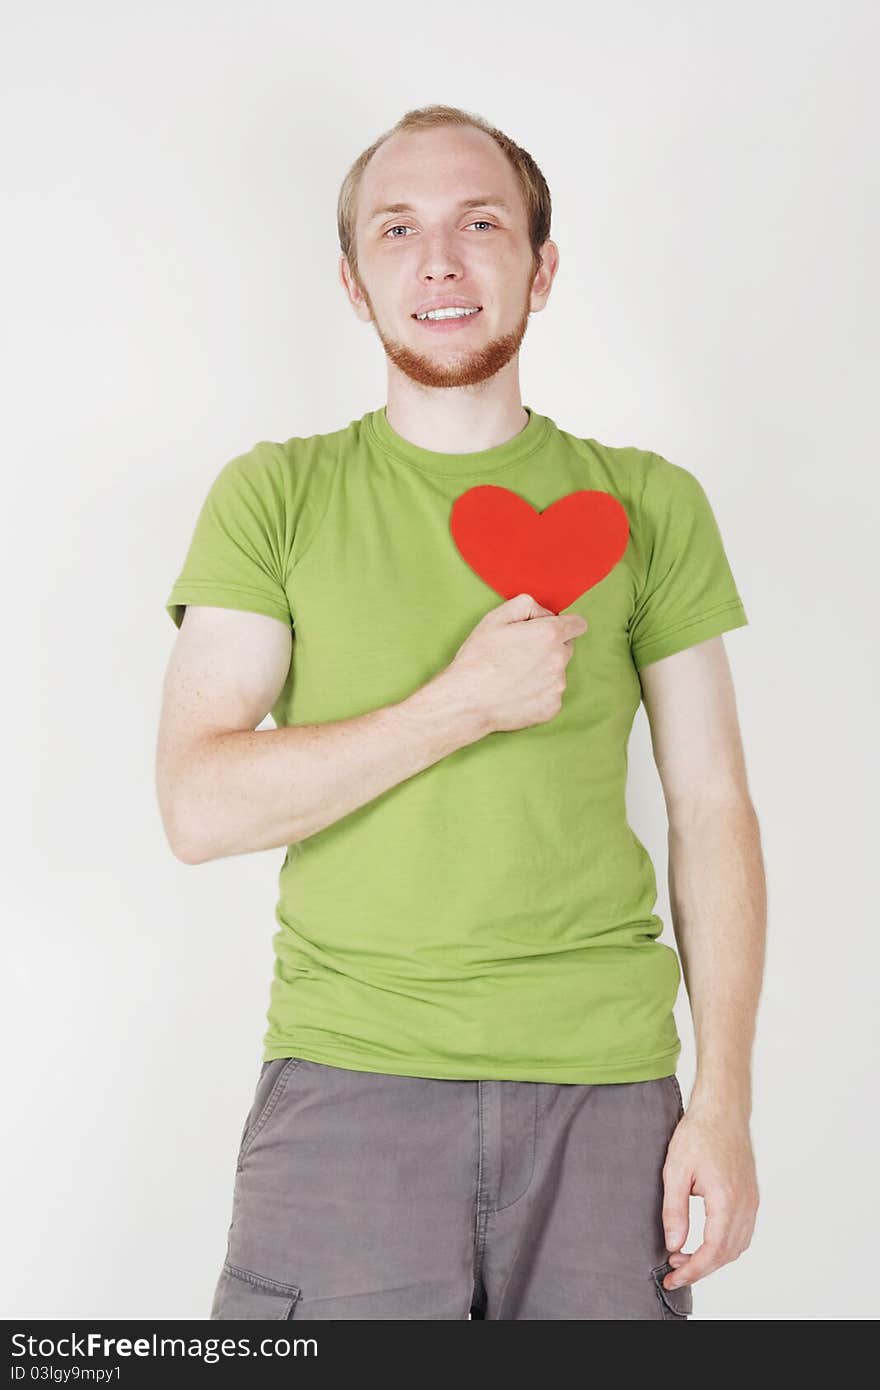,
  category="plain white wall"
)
[3,0,877,1321]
